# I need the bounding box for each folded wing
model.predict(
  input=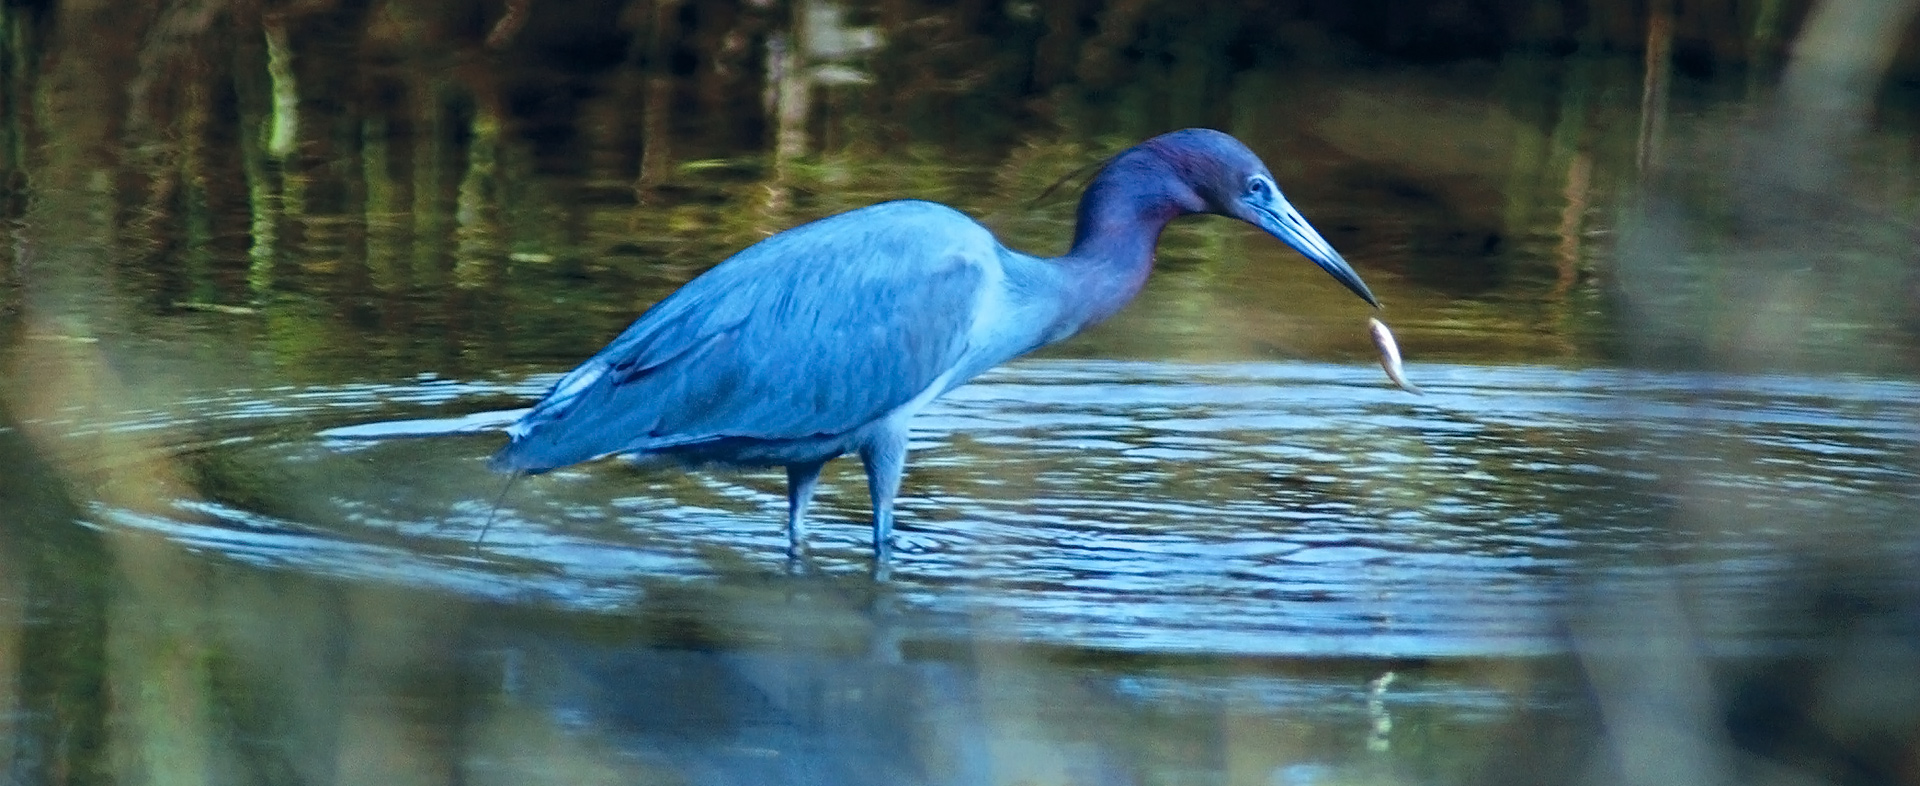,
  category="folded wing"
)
[493,201,993,472]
